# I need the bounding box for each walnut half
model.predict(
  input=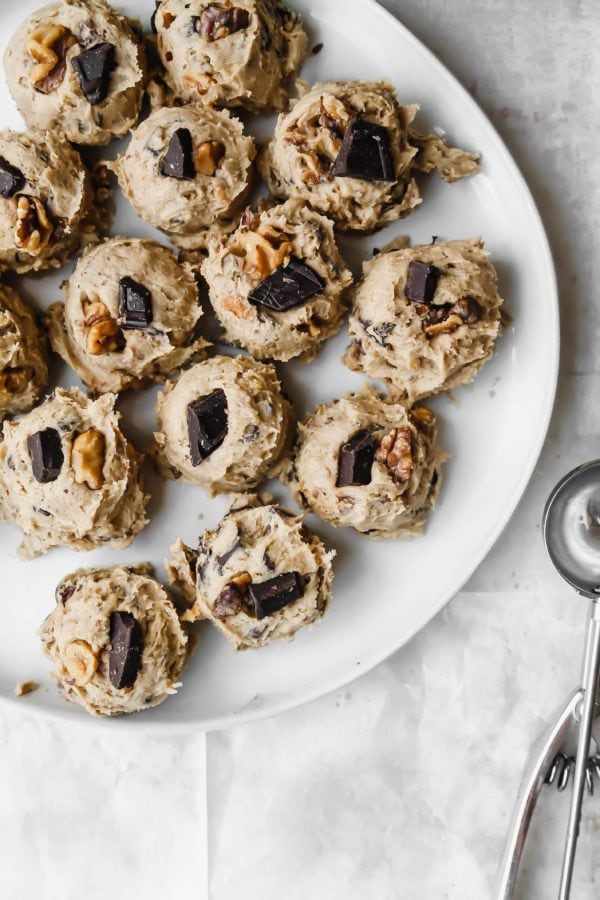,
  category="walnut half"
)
[64,639,98,685]
[14,195,53,256]
[71,428,106,490]
[83,299,124,355]
[195,140,225,176]
[236,225,292,279]
[28,23,76,93]
[0,365,34,395]
[376,427,413,484]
